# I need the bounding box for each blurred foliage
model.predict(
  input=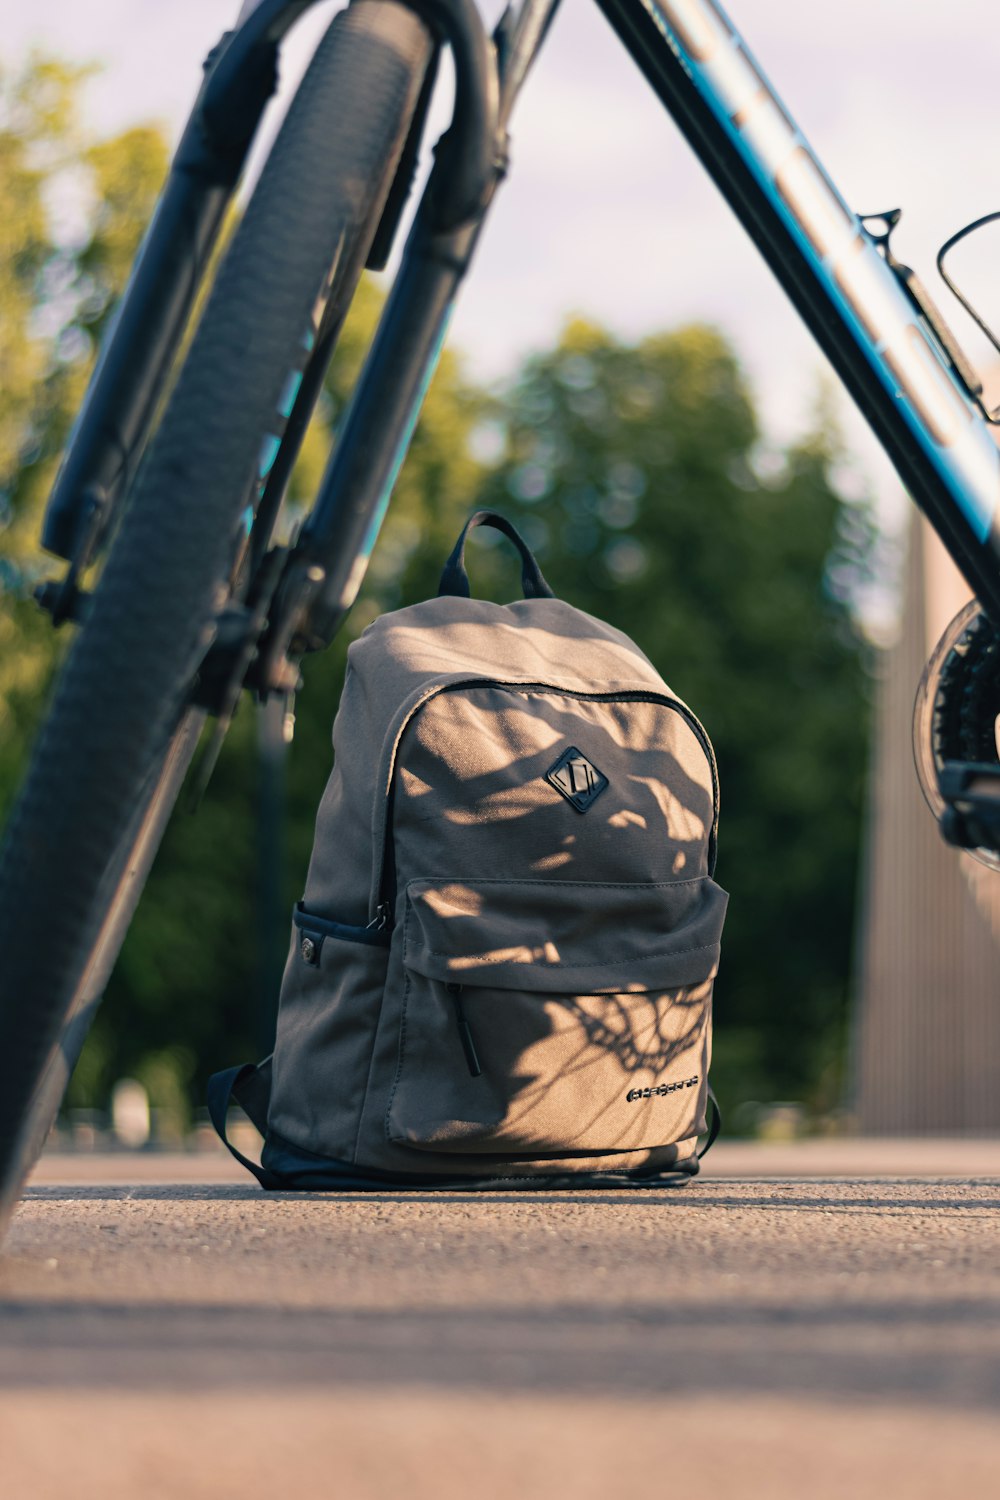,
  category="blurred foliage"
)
[0,61,874,1127]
